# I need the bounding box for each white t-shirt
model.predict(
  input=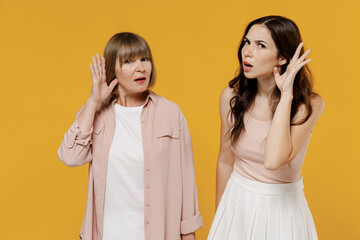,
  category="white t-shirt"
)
[102,103,145,240]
